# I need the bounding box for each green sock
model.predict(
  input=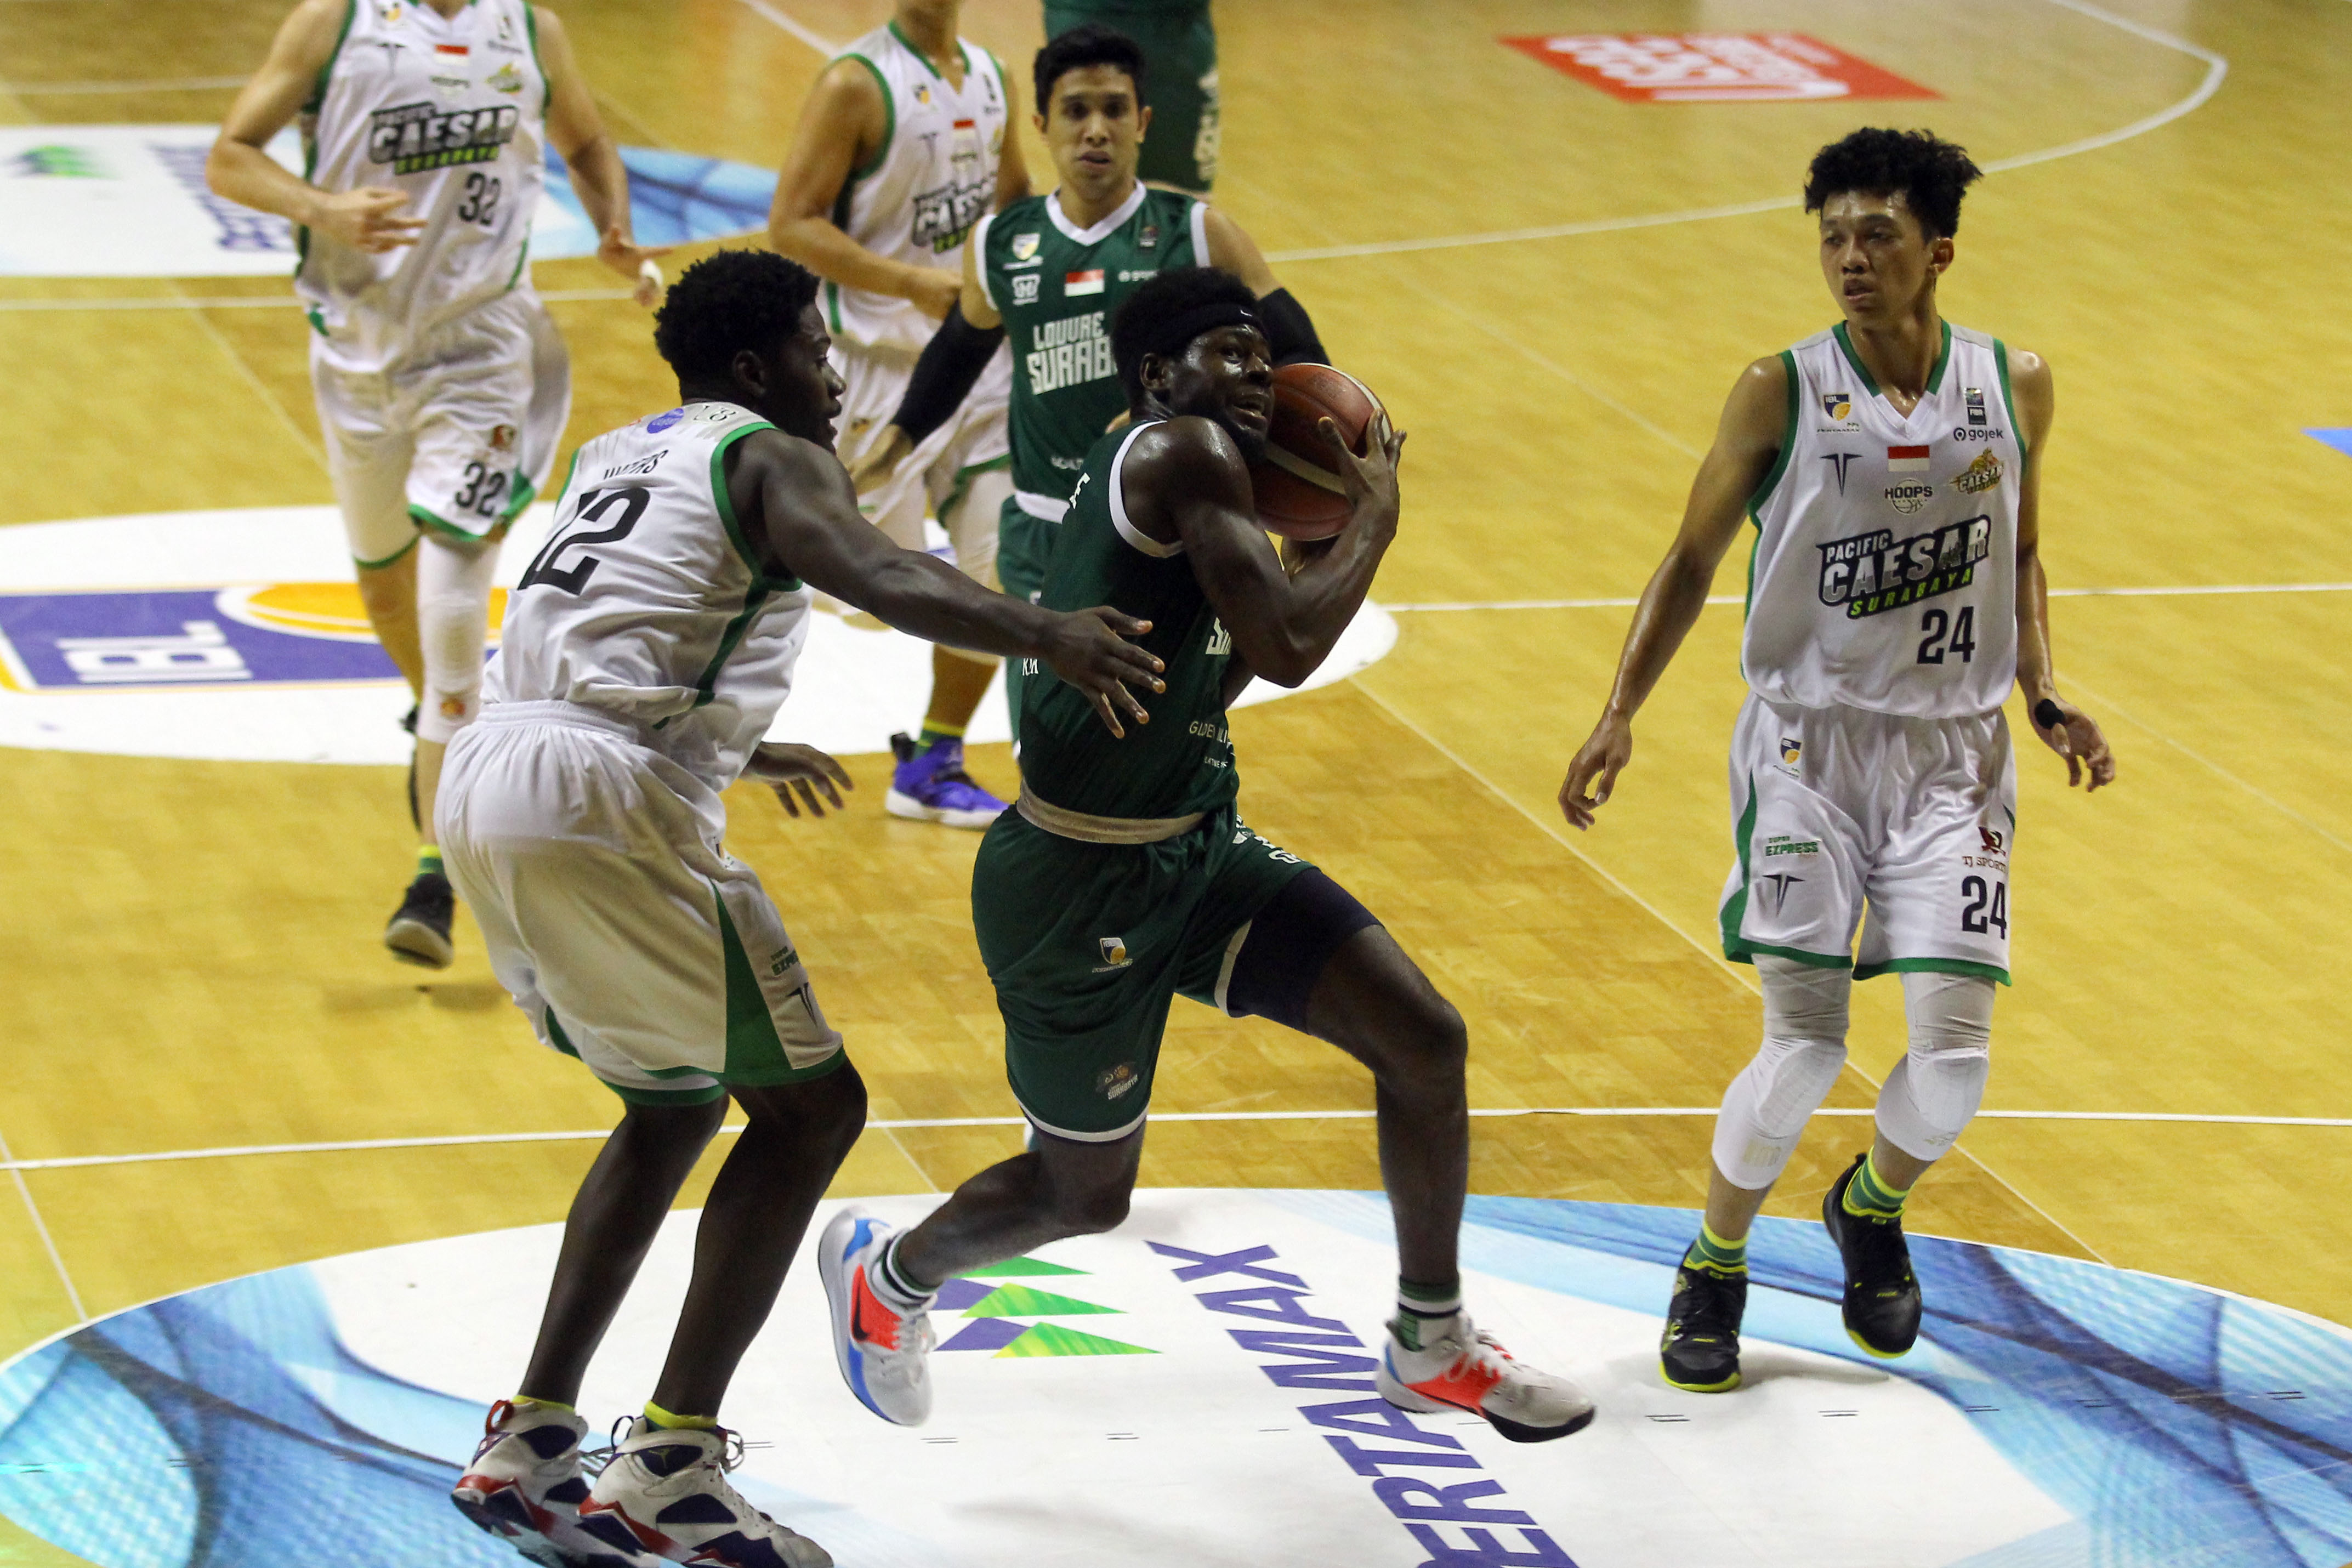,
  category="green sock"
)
[916,723,964,751]
[1843,1152,1912,1220]
[643,1401,717,1431]
[1683,1220,1748,1275]
[416,845,444,877]
[1392,1276,1463,1350]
